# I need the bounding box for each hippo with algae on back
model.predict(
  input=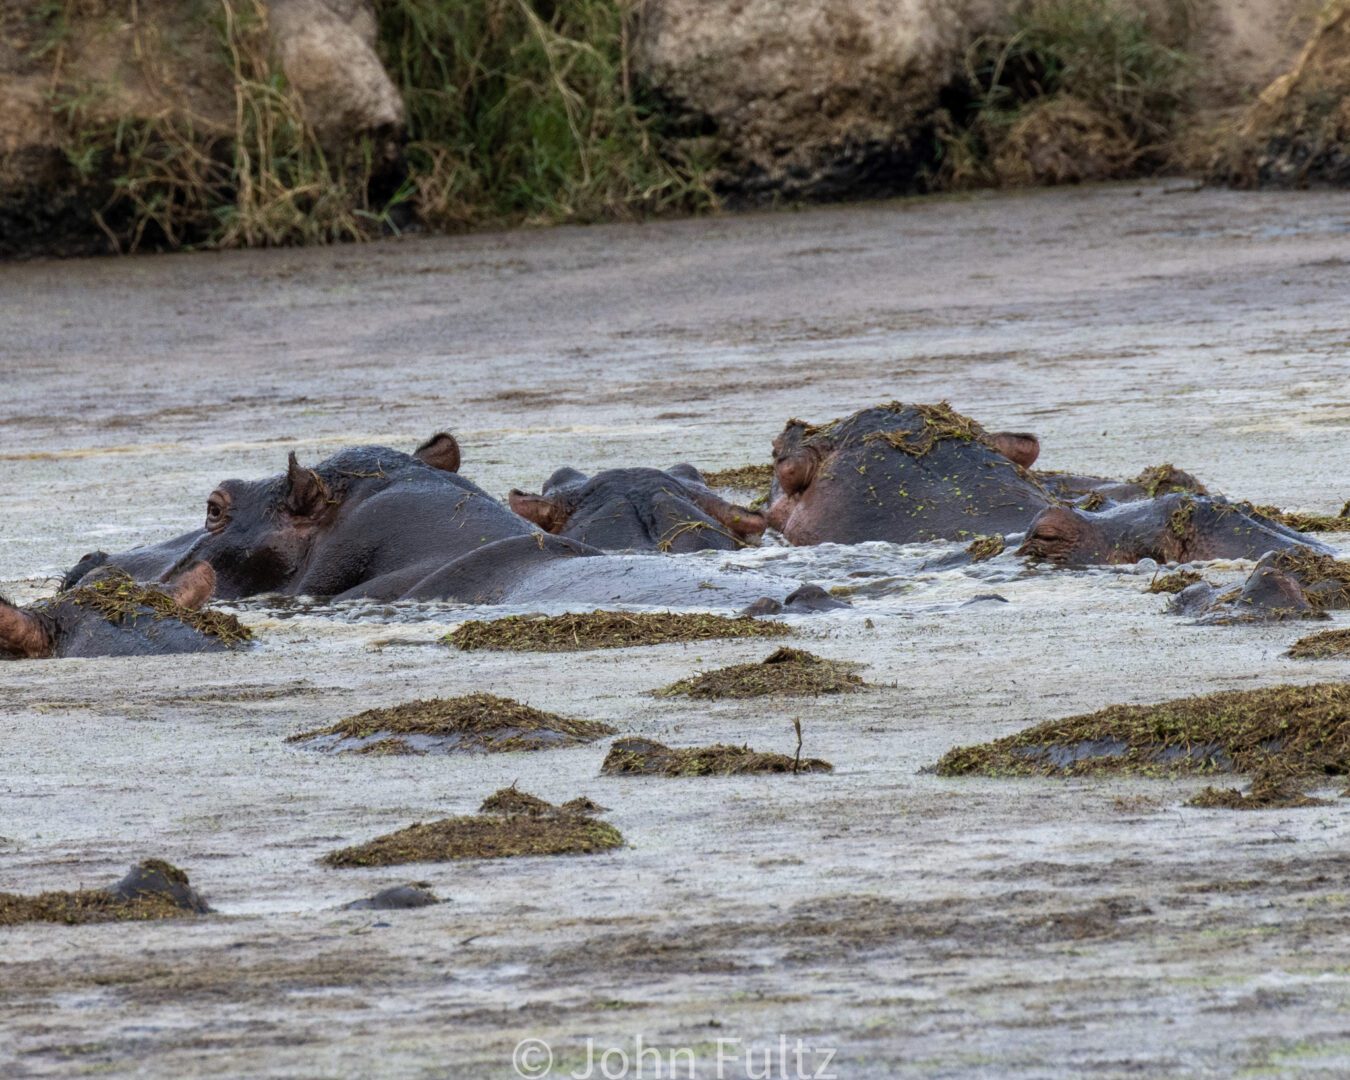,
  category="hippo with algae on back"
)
[61,436,803,608]
[0,563,245,660]
[764,401,1051,545]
